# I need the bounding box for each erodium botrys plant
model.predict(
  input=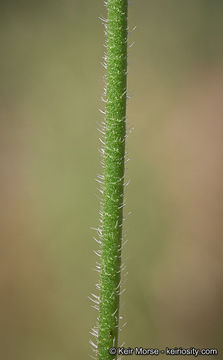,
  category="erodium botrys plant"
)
[89,1,129,360]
